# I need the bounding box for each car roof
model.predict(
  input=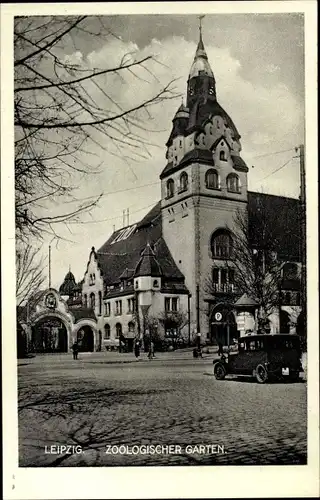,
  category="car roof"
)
[239,334,299,341]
